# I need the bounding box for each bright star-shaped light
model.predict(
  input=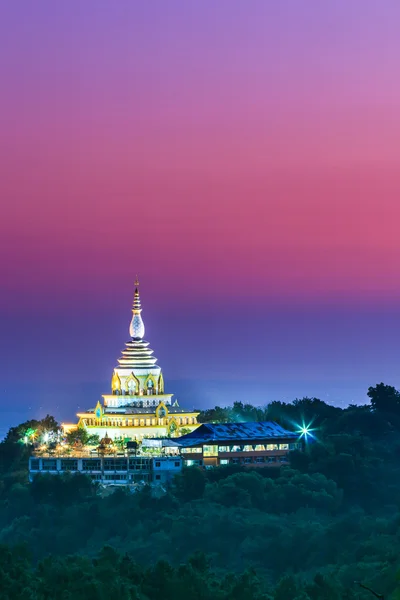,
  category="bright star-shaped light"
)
[296,421,316,441]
